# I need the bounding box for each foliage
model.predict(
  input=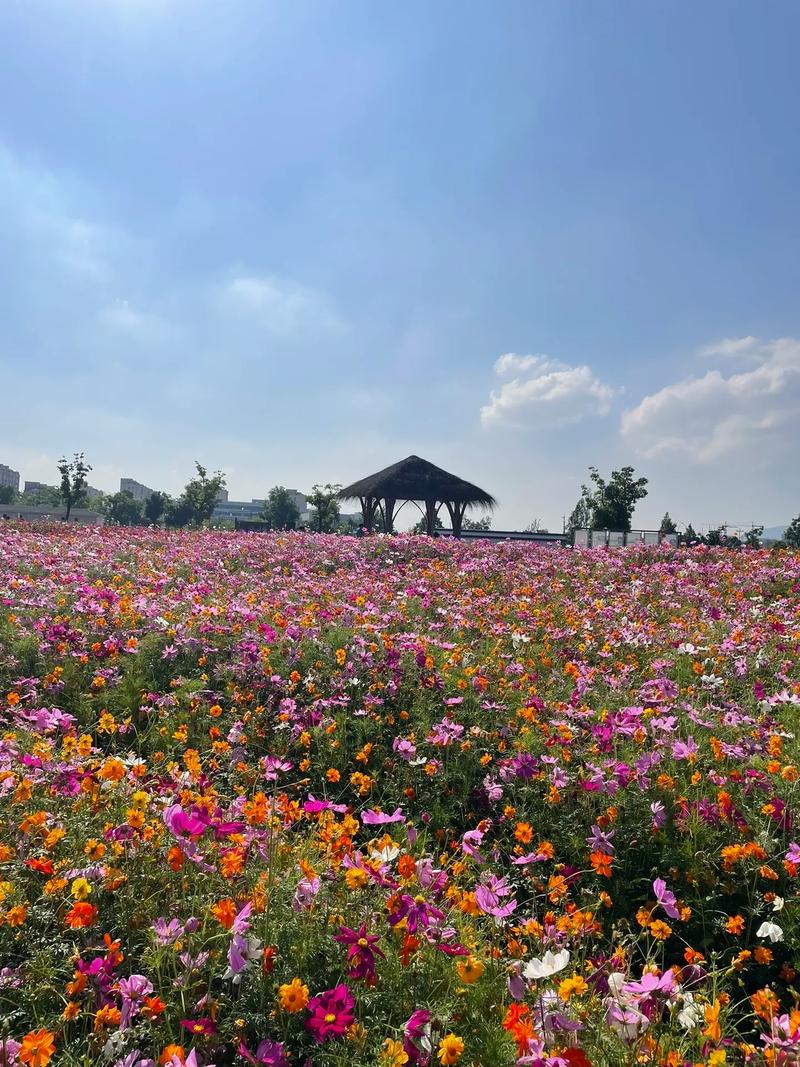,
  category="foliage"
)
[0,486,18,505]
[784,514,800,548]
[101,491,144,526]
[261,486,302,531]
[307,483,341,533]
[567,491,592,533]
[144,490,170,526]
[164,496,194,528]
[659,512,678,535]
[583,466,648,532]
[57,452,92,521]
[0,529,798,1067]
[523,519,549,533]
[682,522,699,544]
[173,462,227,527]
[461,514,492,531]
[744,525,764,548]
[24,485,63,507]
